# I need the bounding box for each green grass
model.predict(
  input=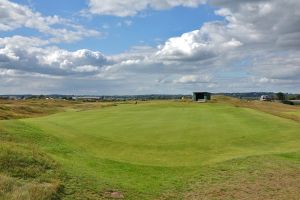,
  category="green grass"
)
[285,111,300,116]
[1,100,300,199]
[0,128,62,200]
